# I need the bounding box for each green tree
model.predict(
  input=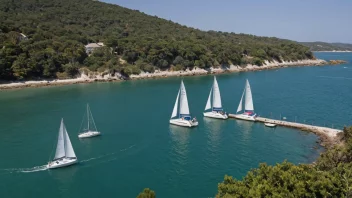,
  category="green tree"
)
[136,188,155,198]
